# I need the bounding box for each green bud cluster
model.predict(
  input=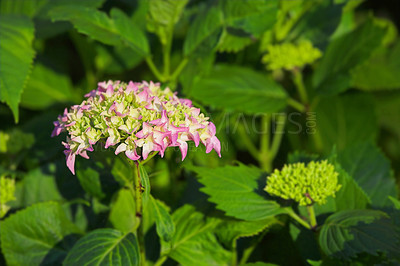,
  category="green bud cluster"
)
[262,40,322,71]
[0,176,16,218]
[265,160,341,206]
